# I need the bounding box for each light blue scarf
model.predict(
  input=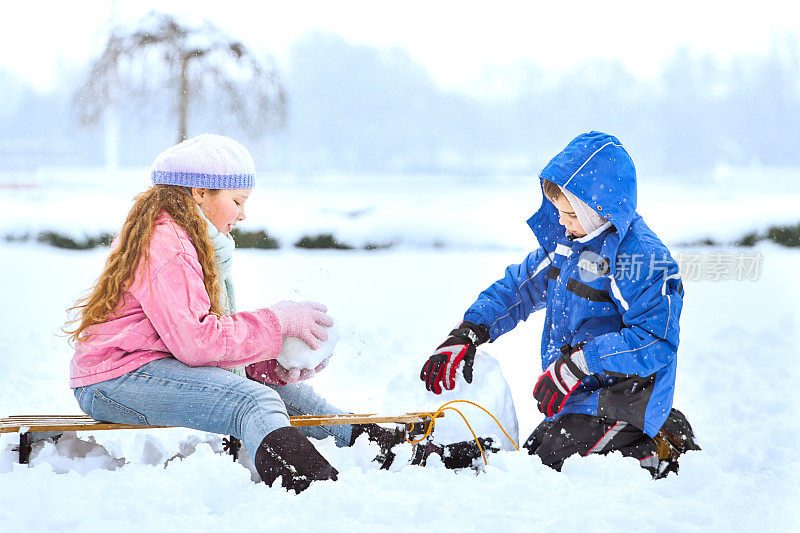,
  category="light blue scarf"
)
[197,205,245,377]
